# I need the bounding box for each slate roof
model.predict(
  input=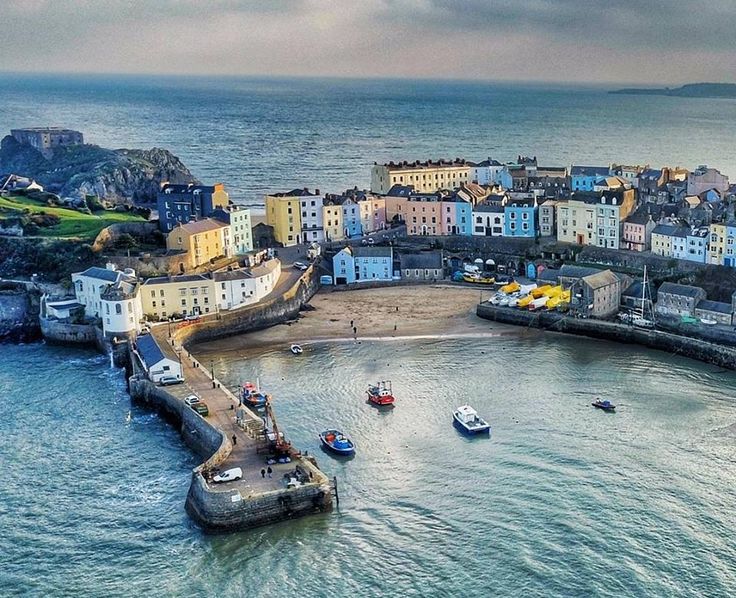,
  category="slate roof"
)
[695,299,732,315]
[399,252,443,270]
[651,224,681,236]
[136,334,167,366]
[353,246,393,258]
[625,209,653,226]
[270,188,316,197]
[475,158,502,167]
[142,274,211,285]
[77,267,120,283]
[473,203,504,213]
[571,166,610,177]
[657,282,705,298]
[213,269,251,282]
[386,184,414,197]
[639,168,662,180]
[558,265,604,280]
